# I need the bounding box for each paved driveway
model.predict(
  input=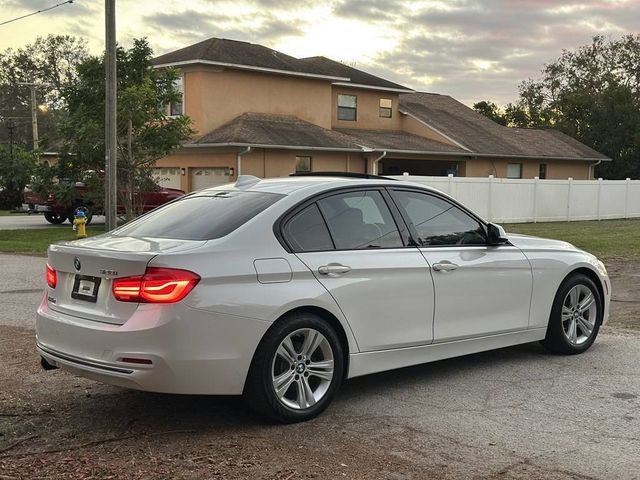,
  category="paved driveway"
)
[0,215,105,229]
[0,253,45,327]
